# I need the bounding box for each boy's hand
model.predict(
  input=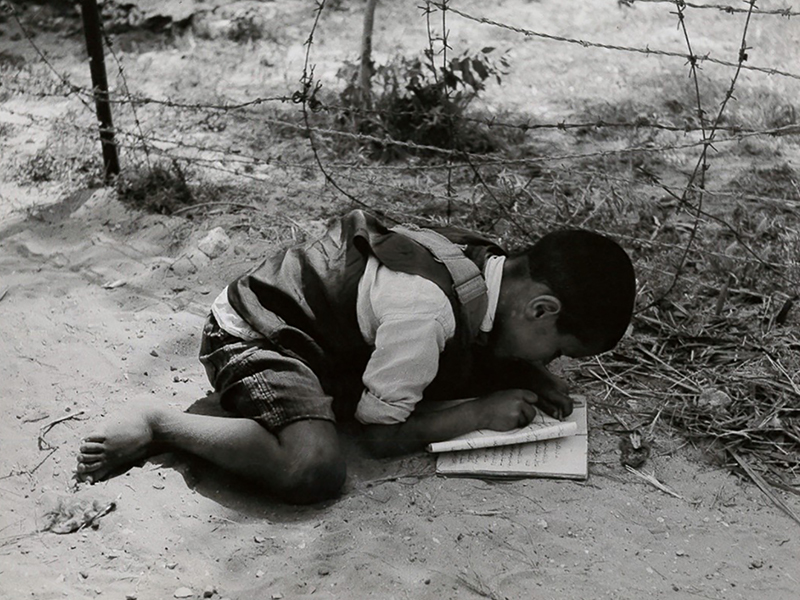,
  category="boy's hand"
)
[527,363,573,420]
[536,386,573,420]
[474,389,539,431]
